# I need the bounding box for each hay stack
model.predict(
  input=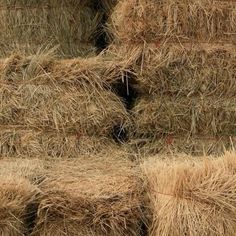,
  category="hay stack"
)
[32,155,144,236]
[111,0,236,44]
[0,128,122,158]
[0,0,100,58]
[142,152,236,236]
[0,53,130,136]
[130,135,236,156]
[133,96,236,137]
[0,173,39,235]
